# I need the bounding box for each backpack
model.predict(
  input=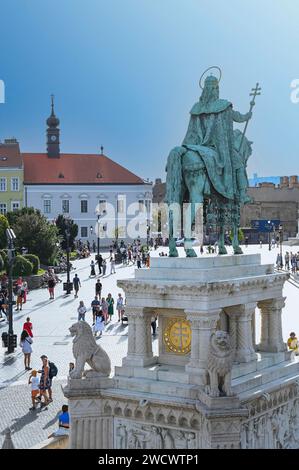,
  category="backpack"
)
[49,361,58,379]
